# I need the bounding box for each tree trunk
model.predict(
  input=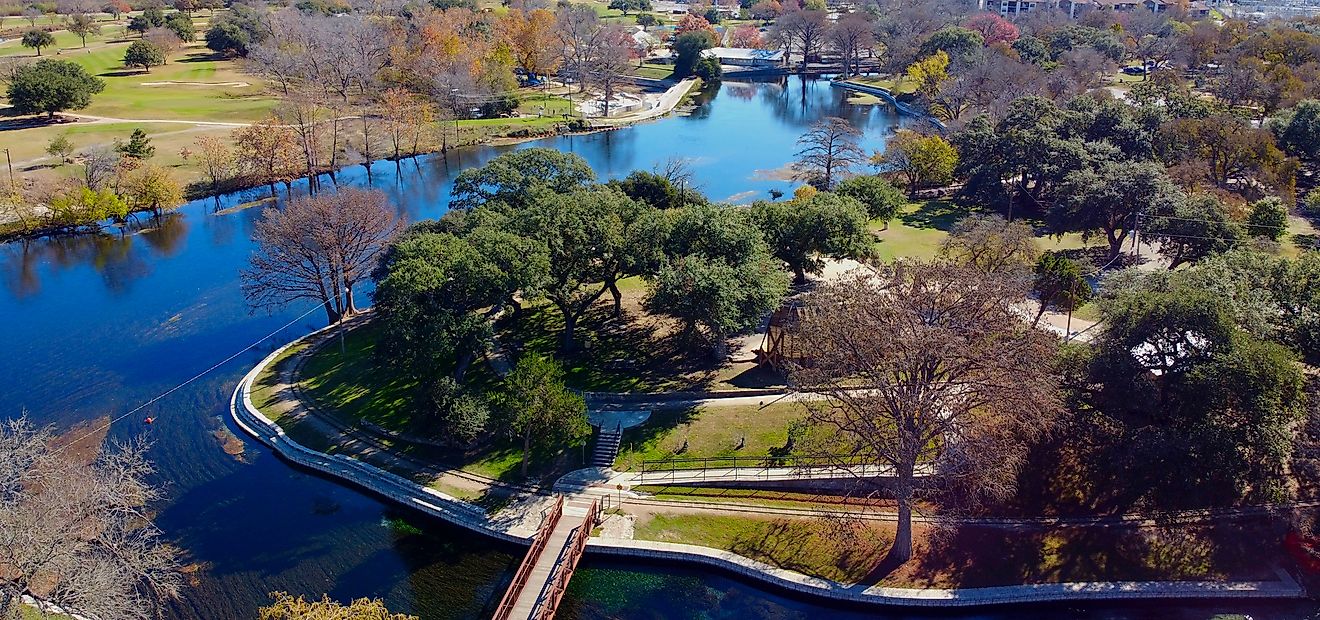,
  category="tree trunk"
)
[507,295,523,320]
[561,309,578,352]
[793,264,807,286]
[711,327,728,360]
[454,349,474,383]
[891,478,914,562]
[322,298,341,324]
[1032,302,1047,327]
[607,279,623,317]
[521,428,533,477]
[344,284,357,315]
